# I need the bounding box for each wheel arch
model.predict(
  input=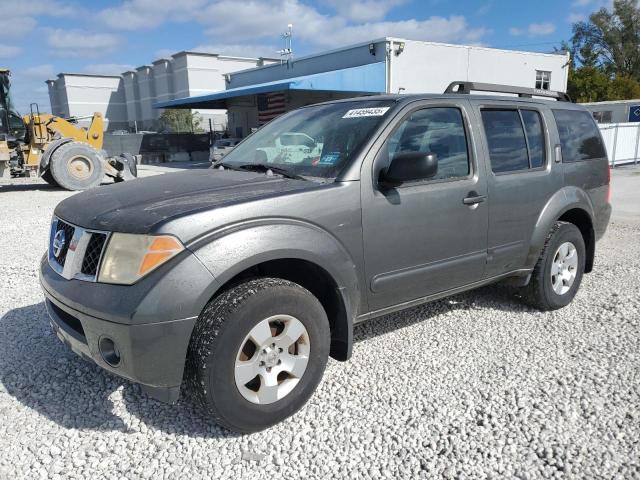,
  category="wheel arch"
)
[189,221,362,361]
[526,187,596,273]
